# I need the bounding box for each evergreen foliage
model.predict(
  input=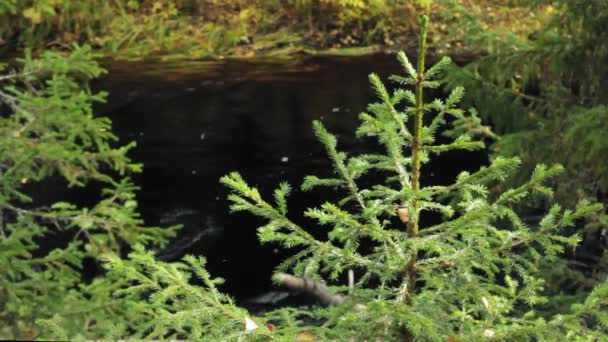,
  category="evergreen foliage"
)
[441,1,608,304]
[216,16,607,340]
[442,0,608,197]
[102,245,269,340]
[0,46,176,340]
[1,14,606,341]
